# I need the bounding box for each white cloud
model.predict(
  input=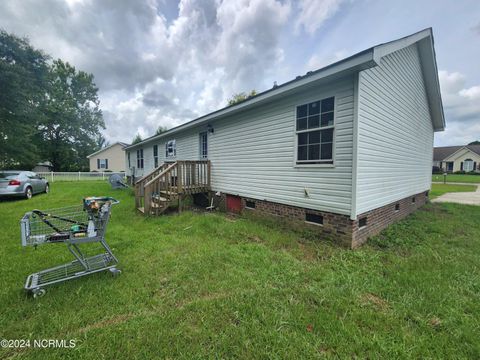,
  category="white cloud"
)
[295,0,347,35]
[1,0,479,148]
[459,86,480,100]
[436,70,480,145]
[0,0,292,143]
